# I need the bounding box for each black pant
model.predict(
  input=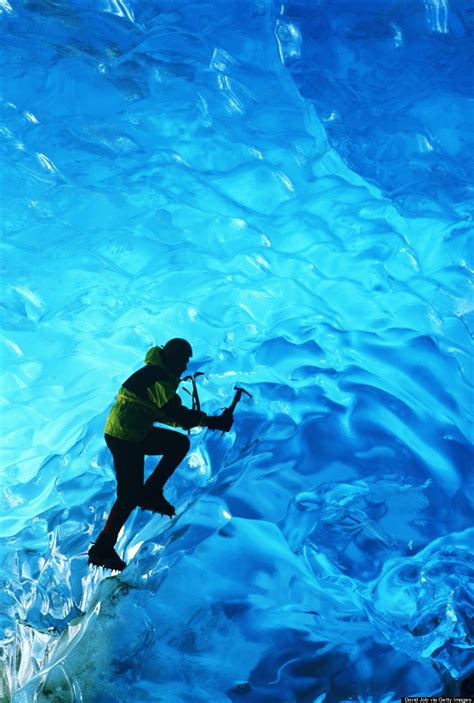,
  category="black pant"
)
[101,428,190,542]
[105,428,191,506]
